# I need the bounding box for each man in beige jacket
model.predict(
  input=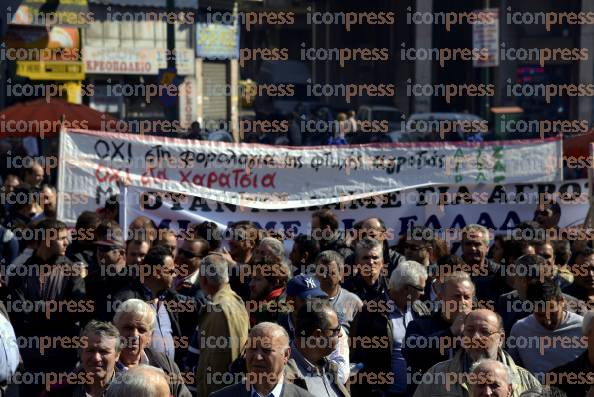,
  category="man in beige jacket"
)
[412,309,541,397]
[195,254,250,397]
